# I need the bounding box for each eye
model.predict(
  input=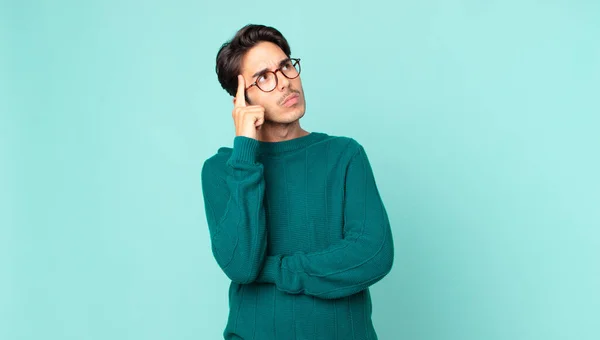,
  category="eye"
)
[282,61,293,70]
[257,74,268,83]
[257,72,273,84]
